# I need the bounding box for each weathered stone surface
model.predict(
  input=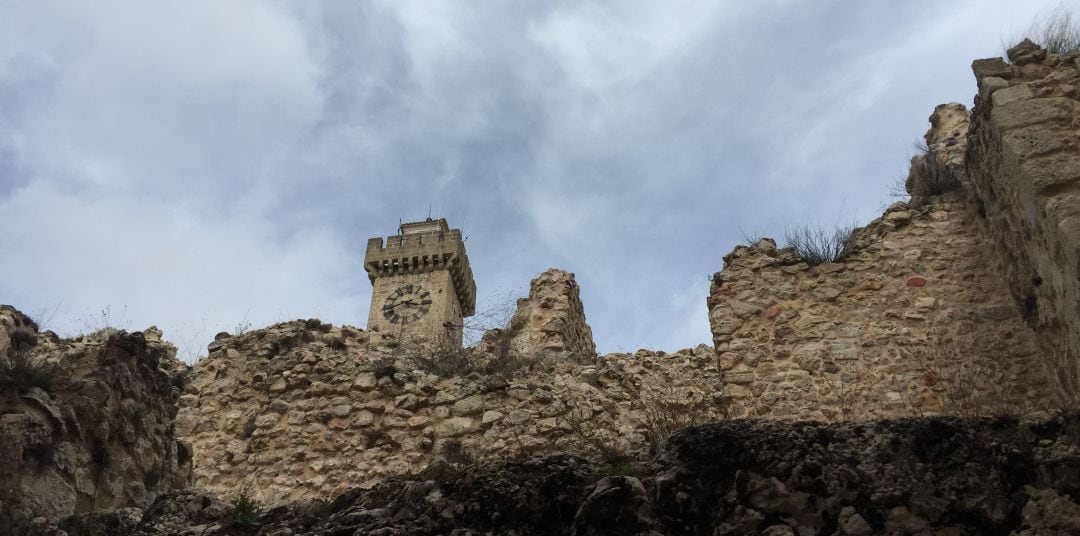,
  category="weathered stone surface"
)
[838,506,873,536]
[979,76,1009,100]
[177,317,723,503]
[968,43,1080,367]
[254,414,279,429]
[1003,123,1072,156]
[353,410,375,427]
[40,416,1080,536]
[503,268,597,356]
[434,417,476,438]
[451,394,484,416]
[991,83,1033,106]
[269,399,289,413]
[706,195,1048,419]
[972,57,1013,80]
[991,95,1074,130]
[1007,38,1046,64]
[353,372,377,390]
[1019,152,1080,192]
[705,53,1080,419]
[0,306,191,531]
